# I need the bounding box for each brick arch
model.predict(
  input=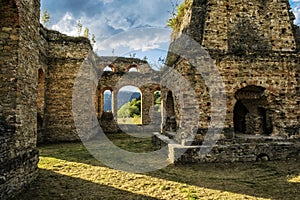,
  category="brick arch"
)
[126,64,139,72]
[152,84,161,92]
[232,84,274,135]
[116,85,143,96]
[231,77,277,99]
[103,64,115,72]
[100,86,114,93]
